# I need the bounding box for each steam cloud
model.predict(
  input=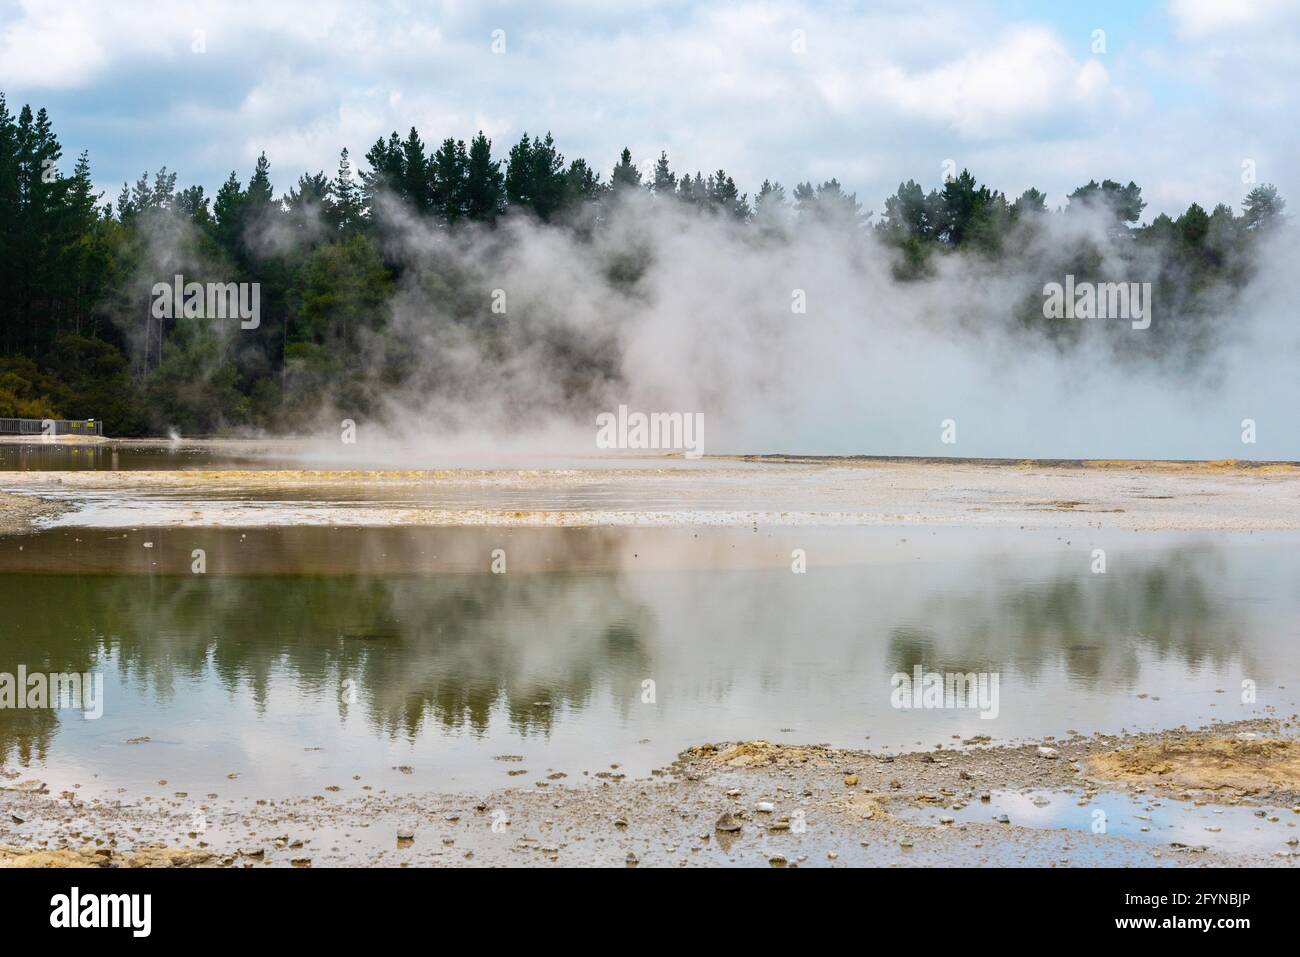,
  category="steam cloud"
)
[127,187,1297,462]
